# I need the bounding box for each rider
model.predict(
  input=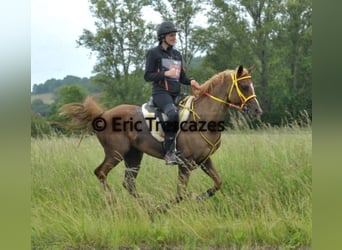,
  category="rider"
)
[144,21,200,165]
